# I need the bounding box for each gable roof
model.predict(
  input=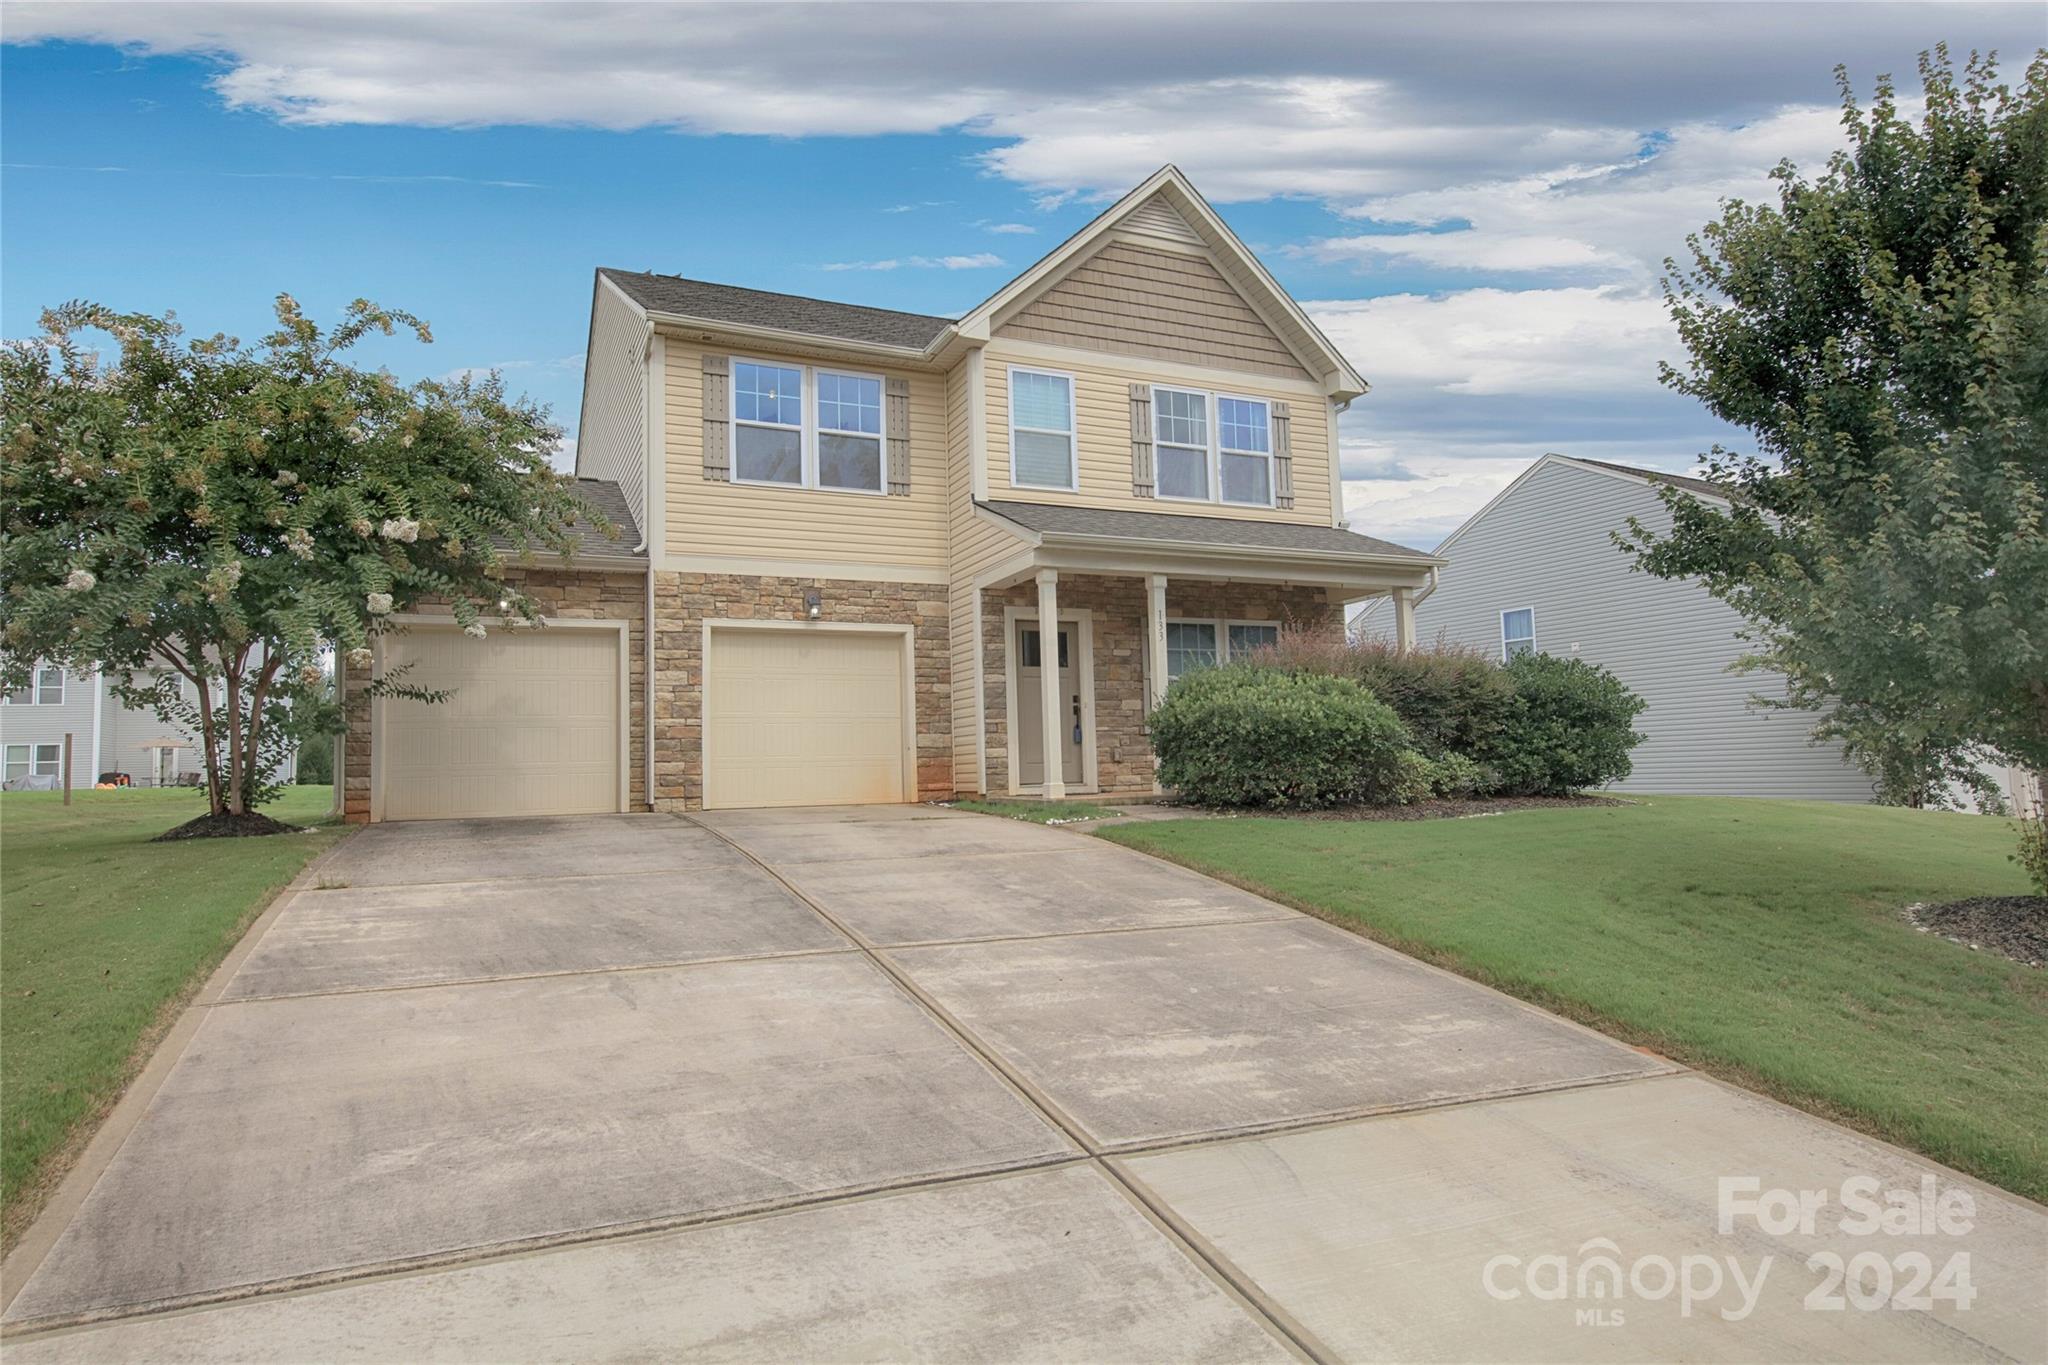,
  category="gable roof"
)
[592,167,1364,396]
[598,269,950,351]
[488,477,643,564]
